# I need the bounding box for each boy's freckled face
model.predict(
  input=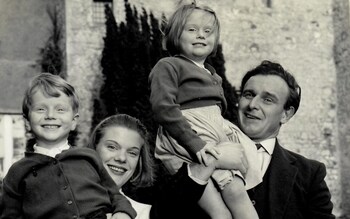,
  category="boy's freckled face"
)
[27,89,78,148]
